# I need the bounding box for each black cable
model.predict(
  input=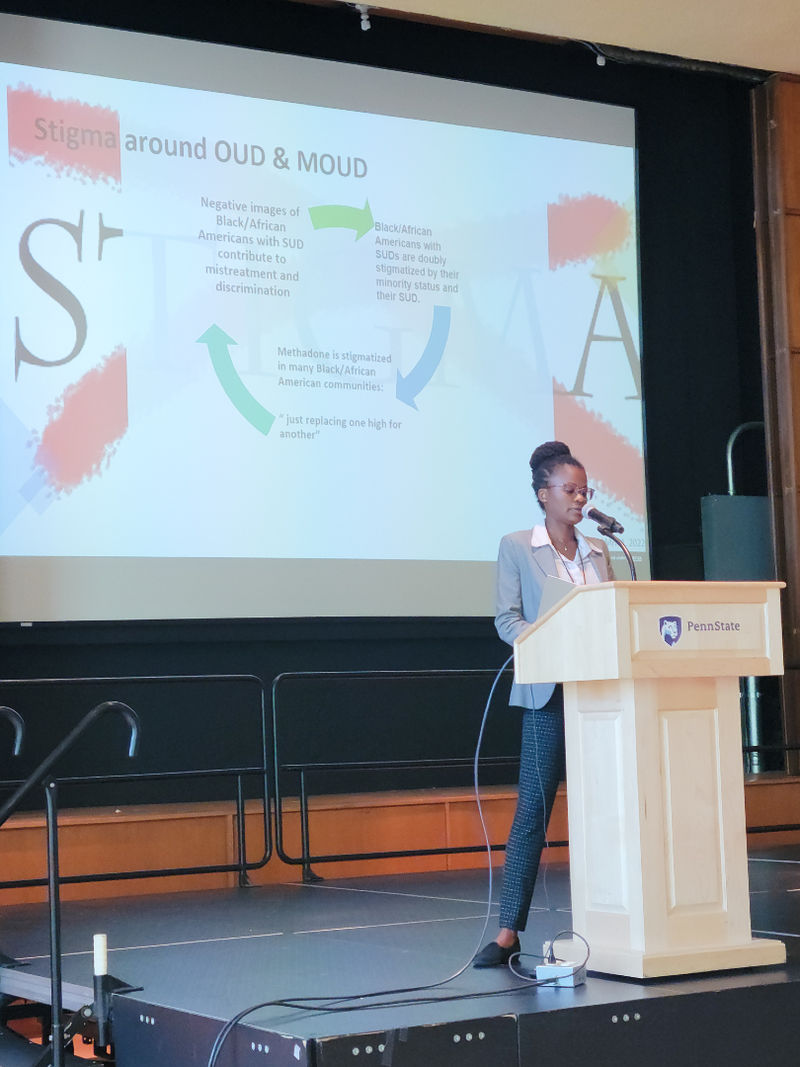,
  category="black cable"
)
[531,687,553,911]
[508,928,590,984]
[207,657,595,1063]
[217,931,591,1031]
[206,654,514,1067]
[511,682,591,987]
